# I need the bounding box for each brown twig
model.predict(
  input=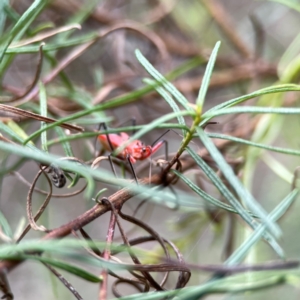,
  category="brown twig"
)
[0,103,83,132]
[12,170,87,198]
[0,120,256,275]
[98,199,119,300]
[26,167,52,233]
[175,60,277,93]
[0,272,13,300]
[43,263,83,300]
[14,21,169,106]
[118,209,167,290]
[8,43,45,102]
[17,167,53,242]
